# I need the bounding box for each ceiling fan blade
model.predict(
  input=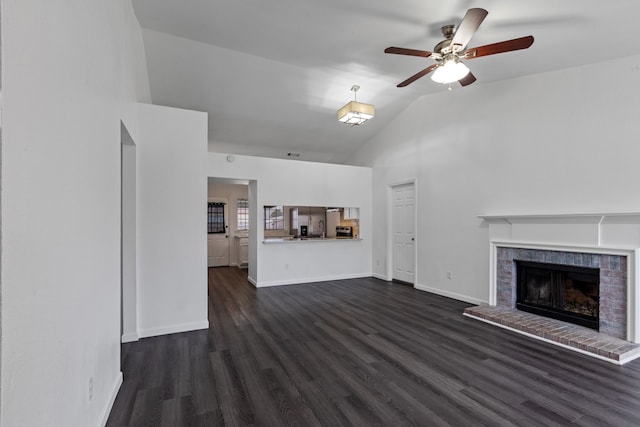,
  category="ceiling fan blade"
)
[384,47,432,58]
[397,64,439,87]
[450,8,488,52]
[458,72,477,87]
[464,35,534,59]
